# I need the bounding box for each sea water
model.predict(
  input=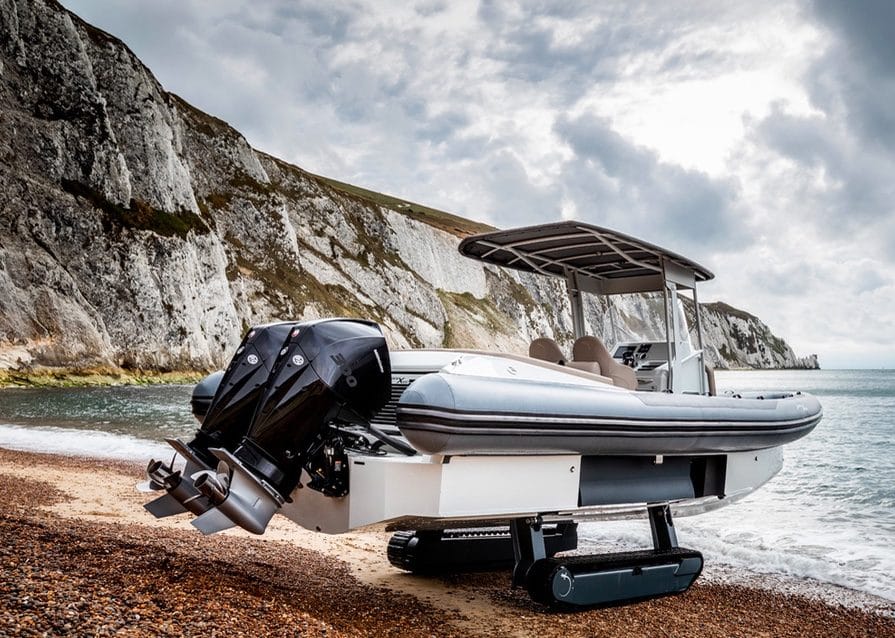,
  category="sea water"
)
[0,384,194,460]
[578,369,895,605]
[0,370,893,604]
